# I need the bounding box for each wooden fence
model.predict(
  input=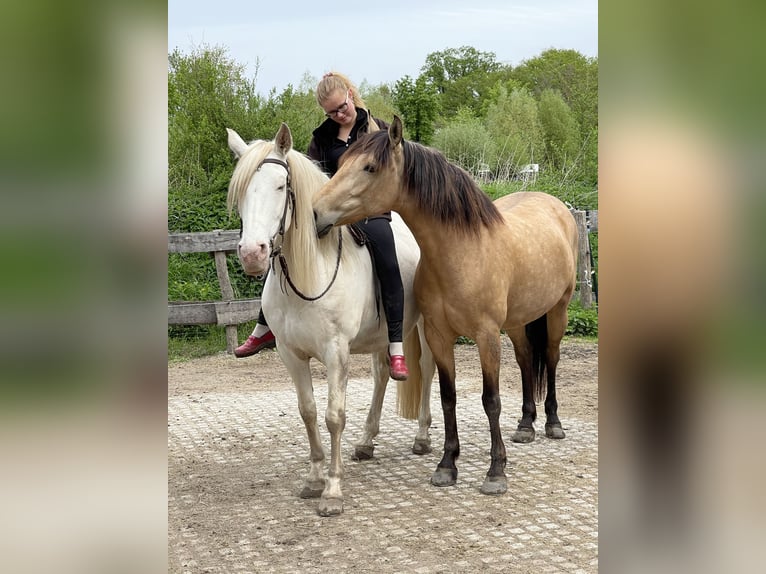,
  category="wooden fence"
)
[573,209,598,309]
[168,210,597,354]
[168,230,261,353]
